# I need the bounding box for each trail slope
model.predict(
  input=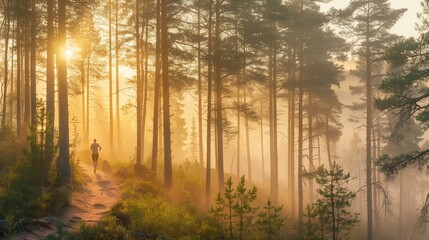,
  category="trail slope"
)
[12,157,121,240]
